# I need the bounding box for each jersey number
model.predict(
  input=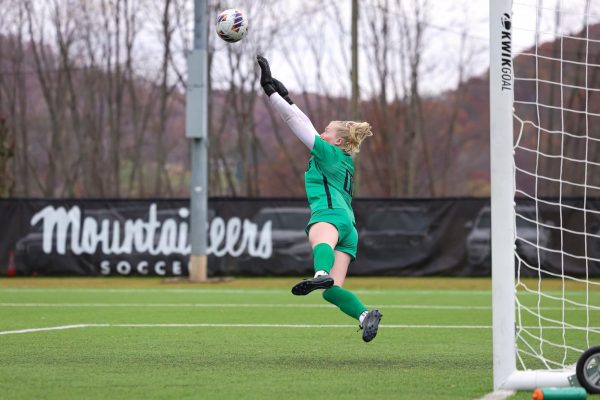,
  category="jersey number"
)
[343,169,353,195]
